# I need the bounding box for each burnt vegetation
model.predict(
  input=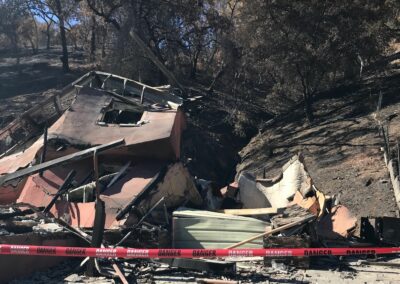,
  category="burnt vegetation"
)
[1,0,399,122]
[0,0,399,201]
